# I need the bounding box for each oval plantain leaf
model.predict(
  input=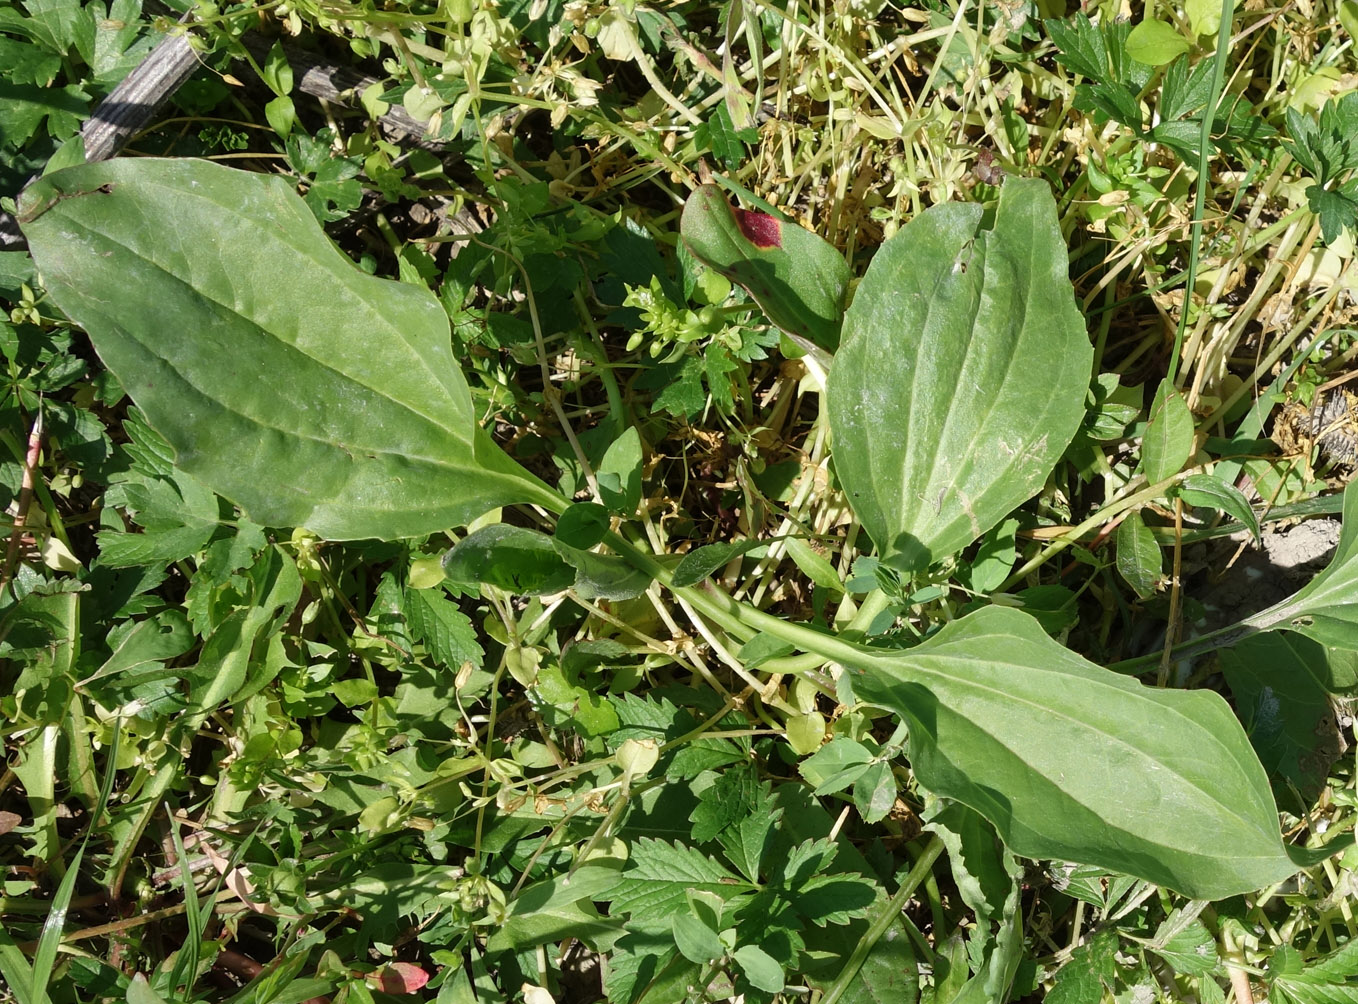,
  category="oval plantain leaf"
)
[1221,632,1356,801]
[1115,509,1162,599]
[680,184,851,352]
[17,158,560,541]
[1142,381,1195,484]
[839,605,1332,899]
[1244,482,1358,649]
[827,177,1092,572]
[443,525,575,595]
